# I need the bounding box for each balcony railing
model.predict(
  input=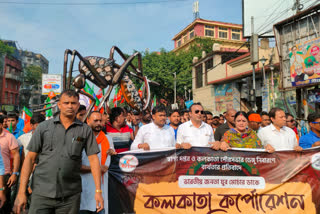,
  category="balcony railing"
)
[5,72,22,82]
